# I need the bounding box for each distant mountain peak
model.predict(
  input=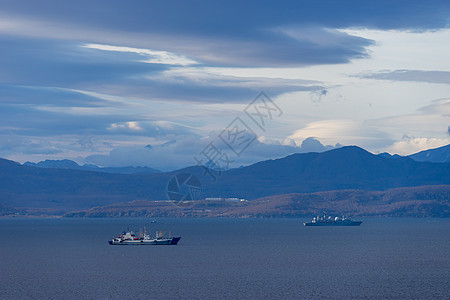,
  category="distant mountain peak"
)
[377,152,403,159]
[22,159,160,174]
[318,145,372,157]
[24,159,80,169]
